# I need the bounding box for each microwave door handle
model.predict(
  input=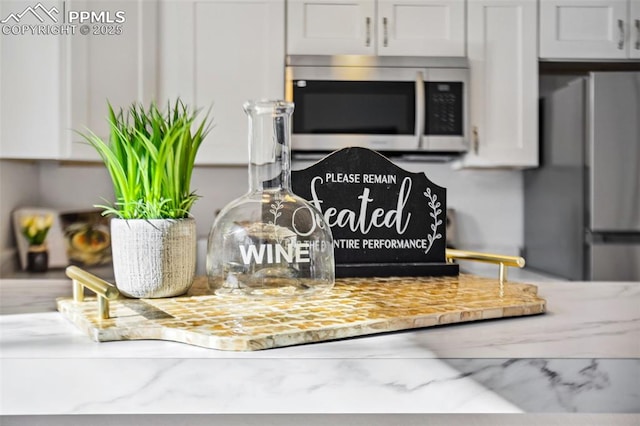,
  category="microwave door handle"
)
[415,71,425,149]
